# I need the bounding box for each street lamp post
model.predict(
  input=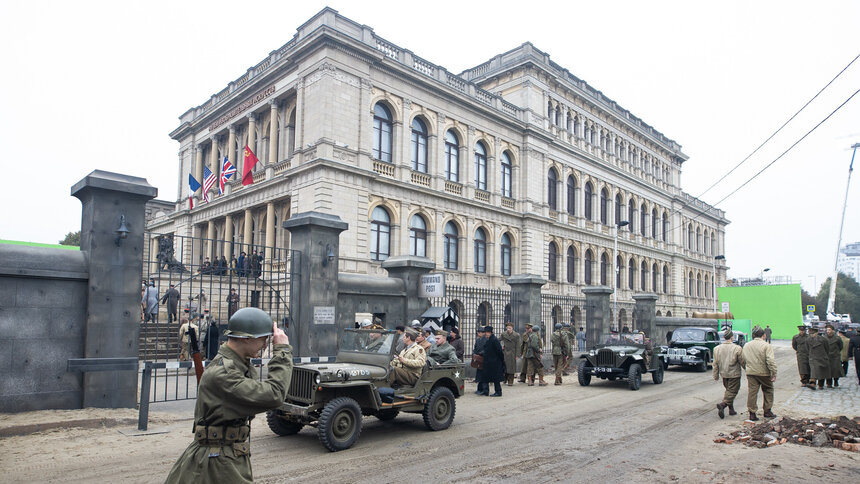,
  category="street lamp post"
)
[614,220,629,329]
[760,267,771,284]
[712,255,725,311]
